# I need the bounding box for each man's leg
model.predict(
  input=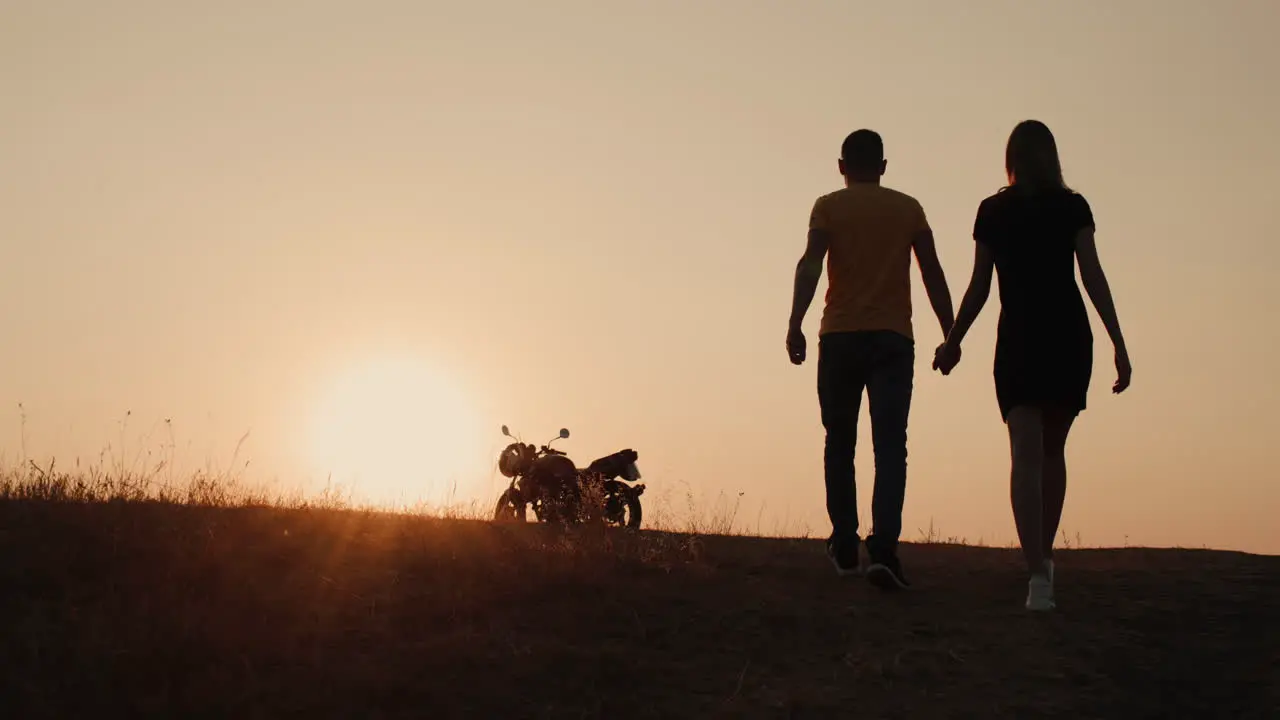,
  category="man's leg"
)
[817,333,866,574]
[864,332,914,589]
